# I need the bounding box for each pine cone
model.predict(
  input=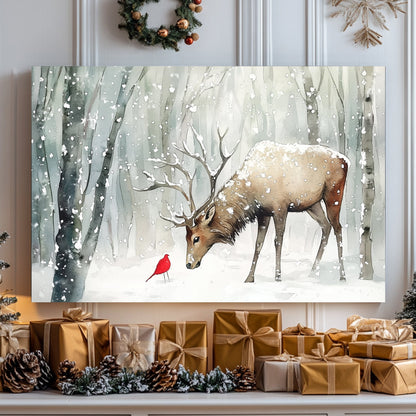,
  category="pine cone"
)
[232,366,256,392]
[32,350,53,390]
[0,349,40,393]
[99,355,121,378]
[56,359,81,390]
[144,360,178,392]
